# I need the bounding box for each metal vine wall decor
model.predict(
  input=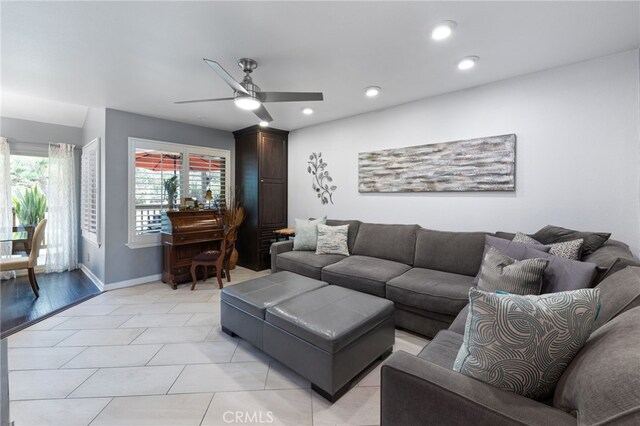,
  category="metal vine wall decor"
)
[307,152,337,205]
